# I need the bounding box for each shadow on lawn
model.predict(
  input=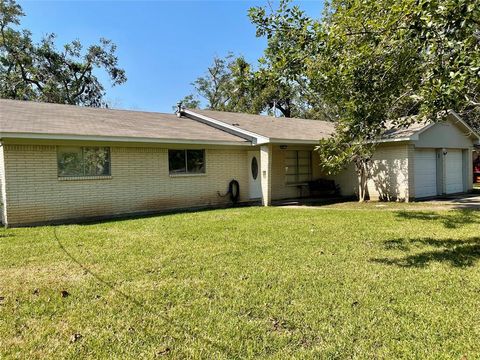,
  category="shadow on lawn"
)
[395,209,476,229]
[52,227,237,357]
[372,237,480,268]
